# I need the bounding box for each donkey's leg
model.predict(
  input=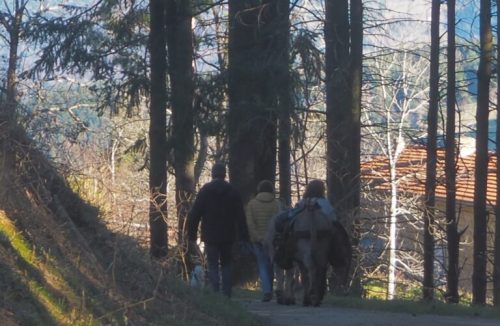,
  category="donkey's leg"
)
[274,264,285,304]
[283,268,296,305]
[315,265,328,306]
[298,261,313,306]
